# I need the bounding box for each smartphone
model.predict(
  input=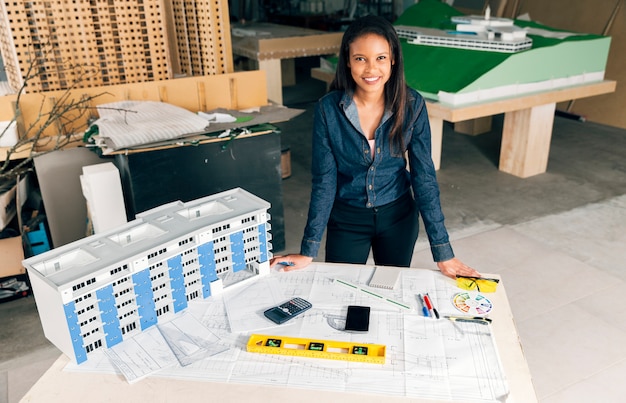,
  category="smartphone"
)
[345,305,370,332]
